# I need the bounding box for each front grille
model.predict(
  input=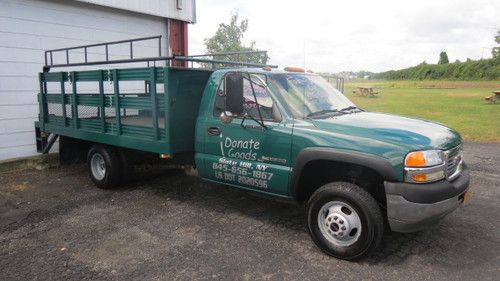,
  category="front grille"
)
[444,145,462,180]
